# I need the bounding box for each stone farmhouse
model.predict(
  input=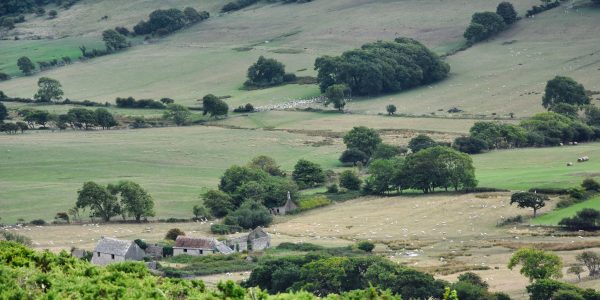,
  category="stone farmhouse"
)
[91,237,145,266]
[173,236,234,256]
[225,227,271,252]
